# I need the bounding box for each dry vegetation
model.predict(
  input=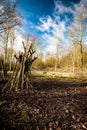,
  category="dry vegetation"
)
[0,0,87,130]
